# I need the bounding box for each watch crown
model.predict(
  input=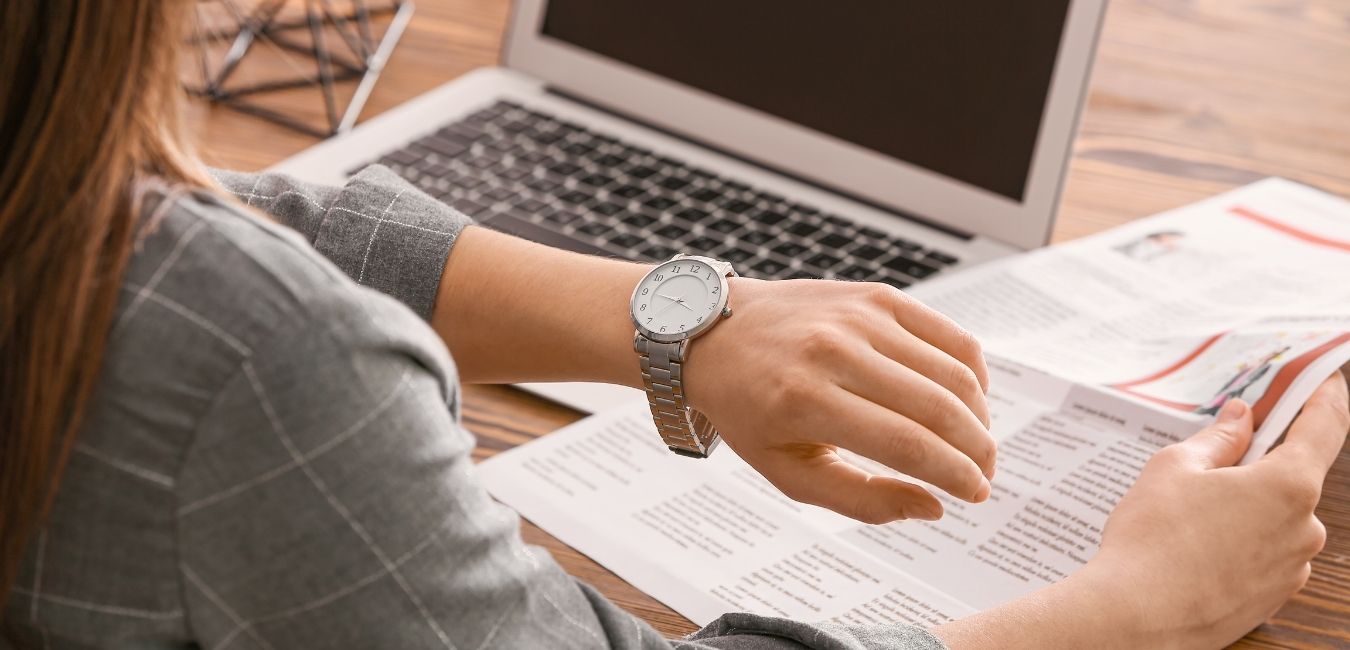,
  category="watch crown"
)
[721,306,733,317]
